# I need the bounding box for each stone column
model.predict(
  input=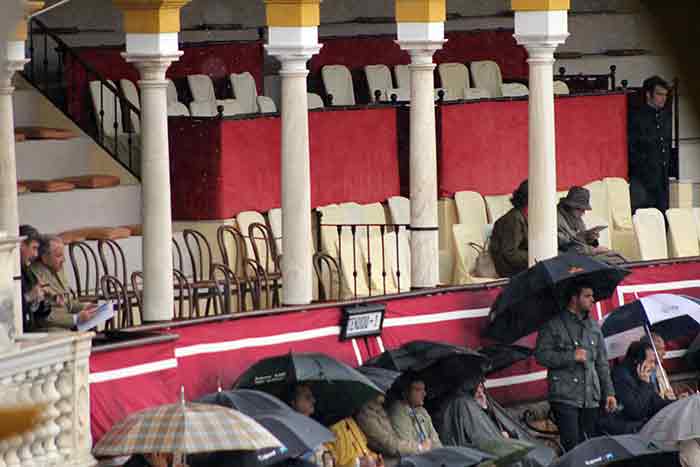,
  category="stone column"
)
[265,0,321,305]
[113,0,189,321]
[0,2,44,336]
[396,0,445,288]
[512,0,569,265]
